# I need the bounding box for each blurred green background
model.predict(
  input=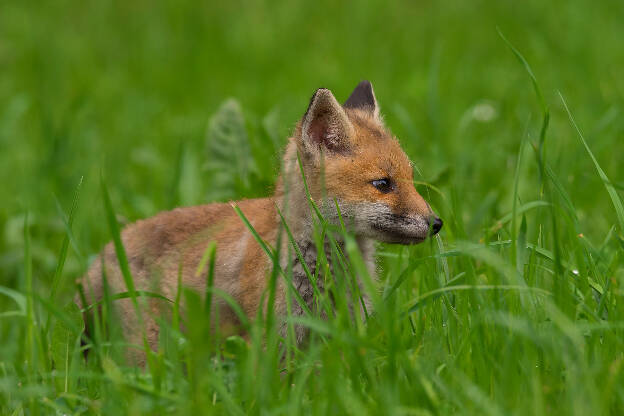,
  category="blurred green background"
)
[1,0,624,414]
[1,0,623,329]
